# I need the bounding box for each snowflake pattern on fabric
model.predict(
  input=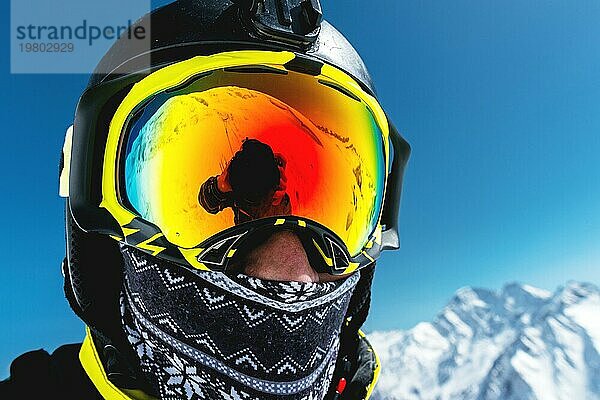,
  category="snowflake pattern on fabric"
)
[120,246,357,400]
